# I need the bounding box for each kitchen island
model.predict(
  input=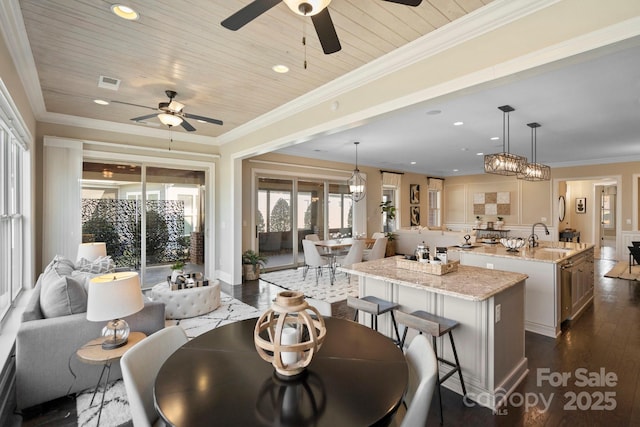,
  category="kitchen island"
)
[340,257,528,410]
[450,241,594,338]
